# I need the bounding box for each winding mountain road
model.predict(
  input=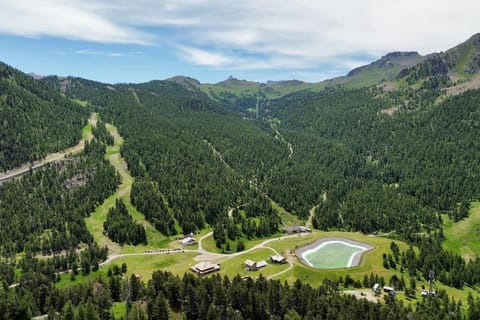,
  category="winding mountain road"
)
[0,113,97,184]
